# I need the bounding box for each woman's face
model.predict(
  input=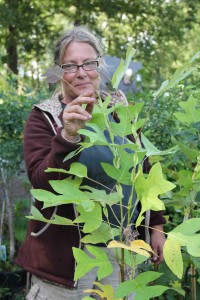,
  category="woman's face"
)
[61,42,100,103]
